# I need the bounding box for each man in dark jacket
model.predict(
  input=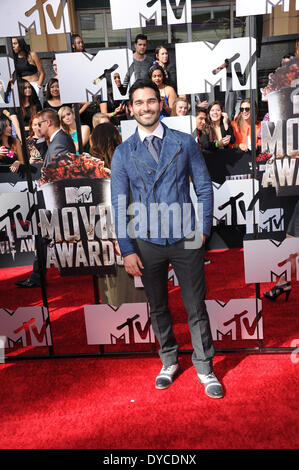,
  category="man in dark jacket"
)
[15,109,75,288]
